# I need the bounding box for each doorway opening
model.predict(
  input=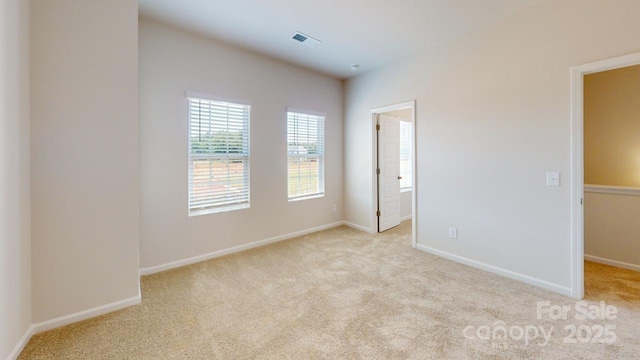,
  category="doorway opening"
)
[570,52,640,300]
[371,101,416,248]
